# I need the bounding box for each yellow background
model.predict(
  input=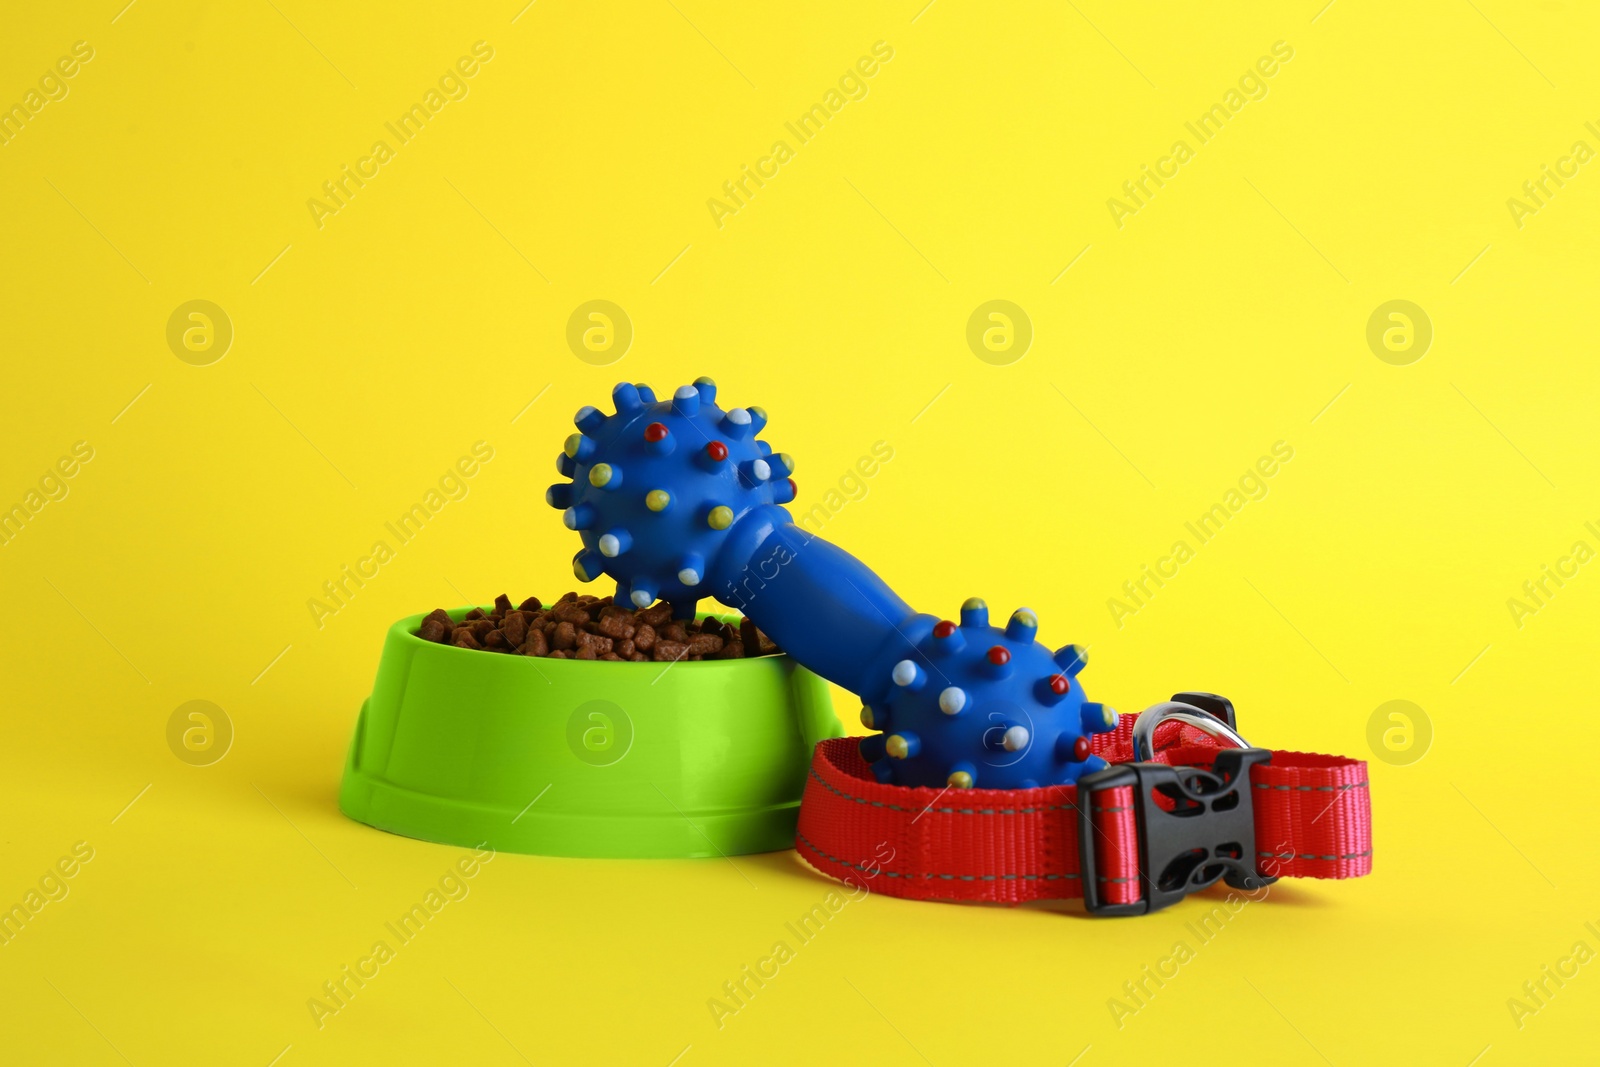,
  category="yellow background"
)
[3,0,1597,1063]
